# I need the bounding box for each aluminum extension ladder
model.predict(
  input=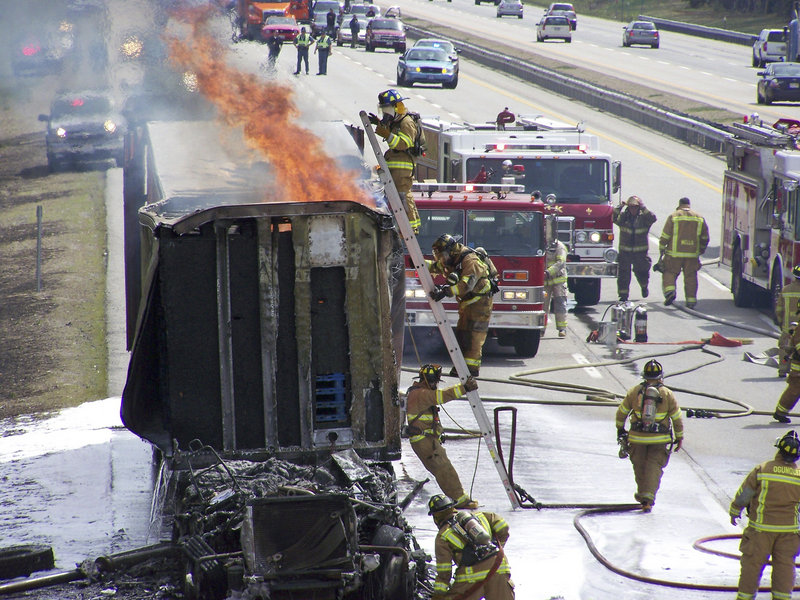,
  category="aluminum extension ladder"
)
[358,111,520,509]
